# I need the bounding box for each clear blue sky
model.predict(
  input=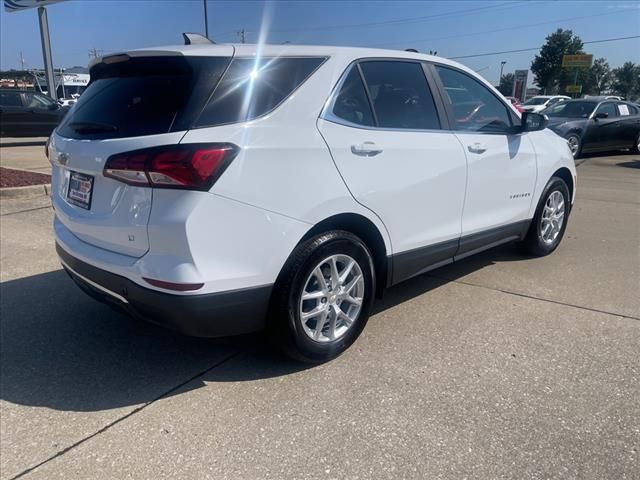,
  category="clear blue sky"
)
[1,0,639,85]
